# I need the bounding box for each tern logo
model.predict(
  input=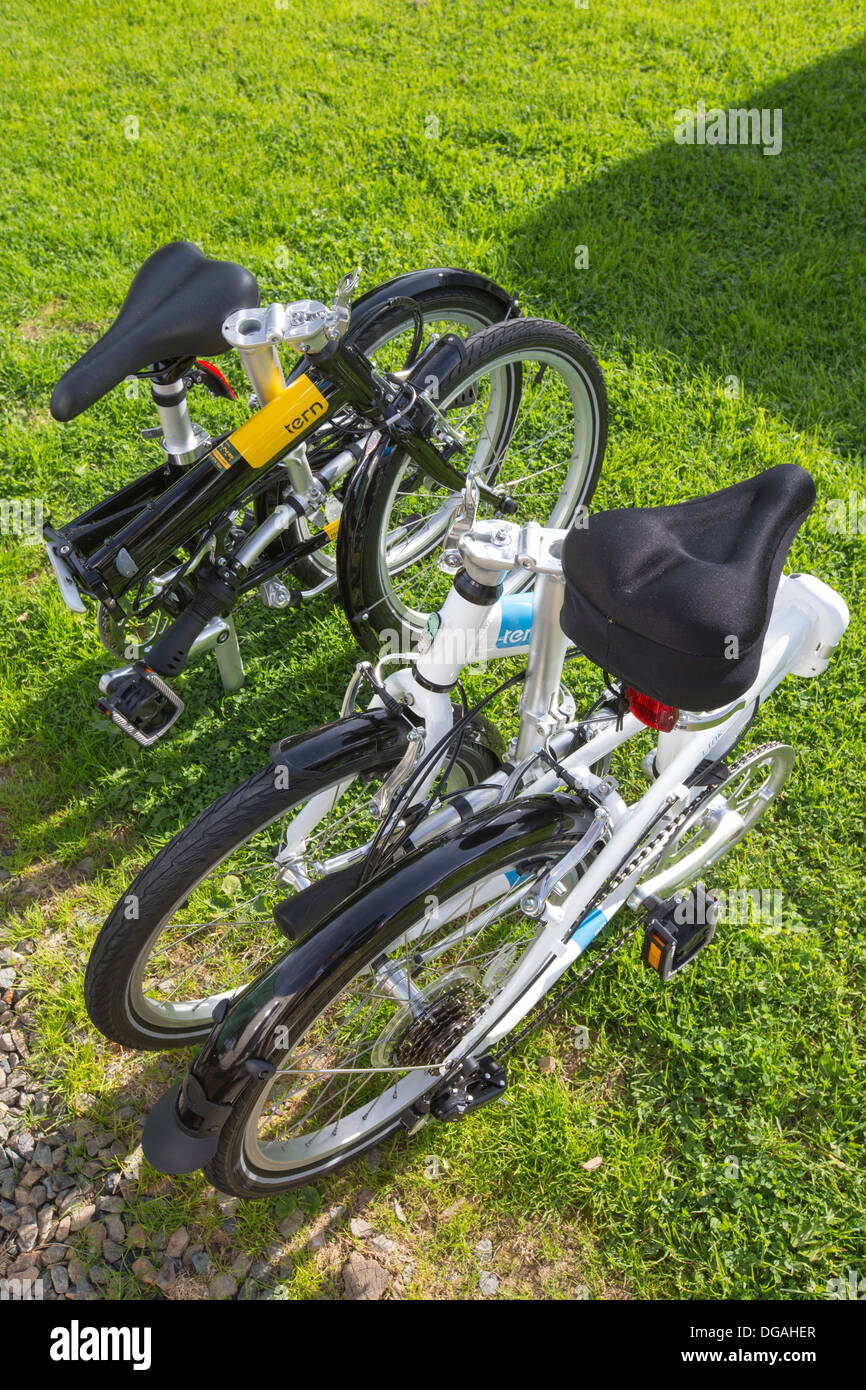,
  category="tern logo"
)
[211,374,329,472]
[49,1320,152,1371]
[284,399,326,437]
